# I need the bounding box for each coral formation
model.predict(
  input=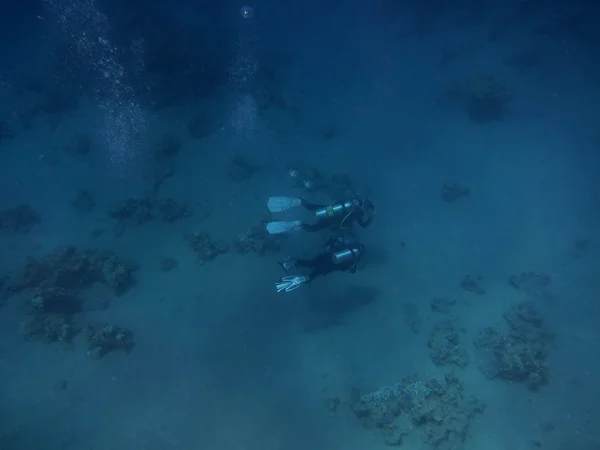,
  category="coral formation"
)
[445,72,514,122]
[431,297,456,313]
[233,226,282,255]
[284,163,359,199]
[428,318,470,368]
[0,204,41,233]
[8,246,138,305]
[474,301,553,390]
[319,123,335,140]
[186,231,229,263]
[460,274,486,295]
[20,313,74,345]
[84,323,134,359]
[110,198,154,224]
[160,257,179,272]
[227,154,259,182]
[441,182,470,202]
[157,198,193,222]
[5,247,137,354]
[568,239,590,259]
[509,271,552,299]
[353,373,484,448]
[71,189,96,213]
[109,197,192,224]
